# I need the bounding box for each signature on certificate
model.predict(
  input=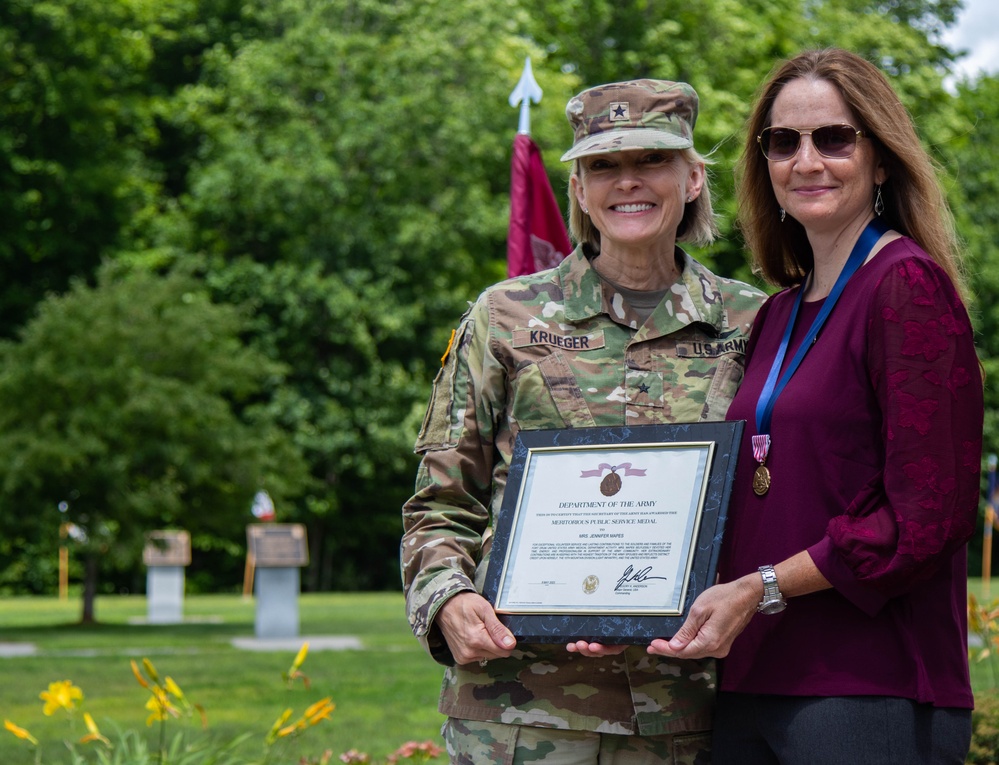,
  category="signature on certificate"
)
[615,564,668,591]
